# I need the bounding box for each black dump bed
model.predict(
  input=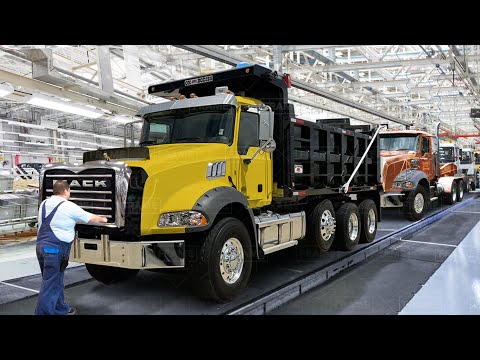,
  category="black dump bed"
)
[148,65,380,199]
